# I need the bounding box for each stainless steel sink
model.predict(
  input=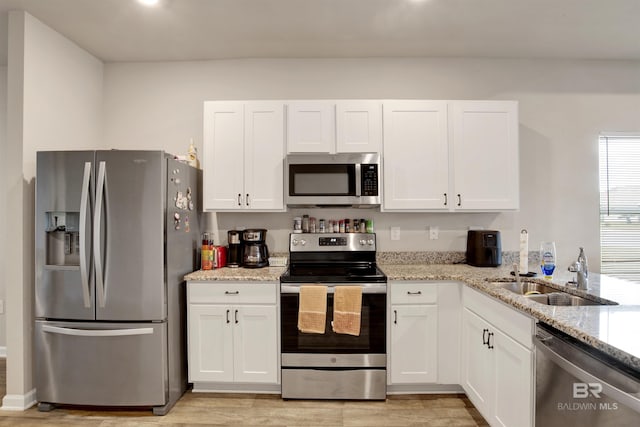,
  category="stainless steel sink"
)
[489,280,617,306]
[493,281,559,295]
